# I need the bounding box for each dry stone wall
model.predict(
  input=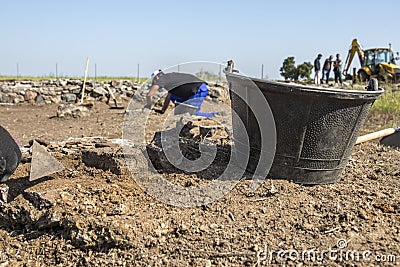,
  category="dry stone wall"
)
[0,80,229,105]
[0,80,141,104]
